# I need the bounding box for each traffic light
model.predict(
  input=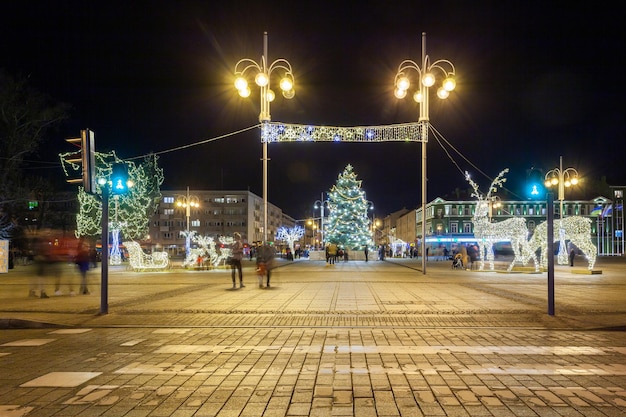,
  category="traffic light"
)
[526,167,544,200]
[110,163,131,194]
[64,129,96,193]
